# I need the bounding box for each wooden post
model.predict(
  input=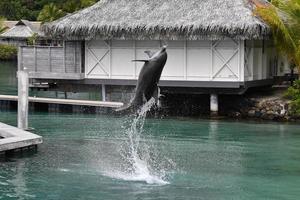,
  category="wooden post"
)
[34,46,37,72]
[102,85,106,102]
[18,47,23,71]
[210,93,218,116]
[17,71,29,130]
[49,47,52,72]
